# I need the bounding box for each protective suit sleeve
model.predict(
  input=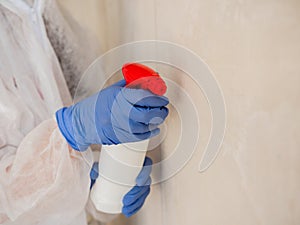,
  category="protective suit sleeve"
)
[0,118,91,225]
